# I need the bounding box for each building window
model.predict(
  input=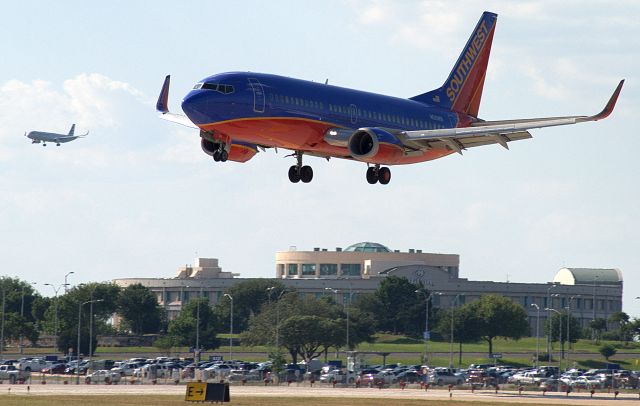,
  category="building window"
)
[341,263,361,276]
[302,263,316,276]
[320,263,337,276]
[576,298,582,309]
[523,296,529,306]
[288,264,298,276]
